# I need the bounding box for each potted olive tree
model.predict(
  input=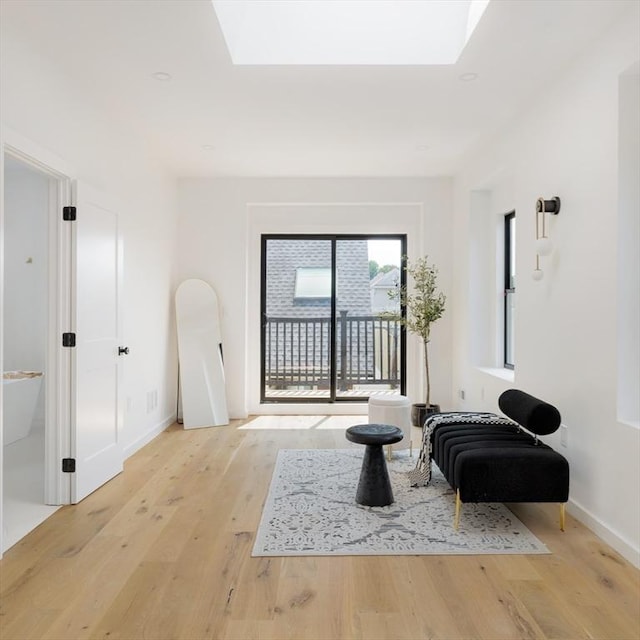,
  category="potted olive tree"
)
[383,255,446,427]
